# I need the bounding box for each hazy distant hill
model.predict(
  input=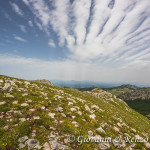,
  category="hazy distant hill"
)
[106,84,150,100]
[105,84,150,120]
[0,75,150,149]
